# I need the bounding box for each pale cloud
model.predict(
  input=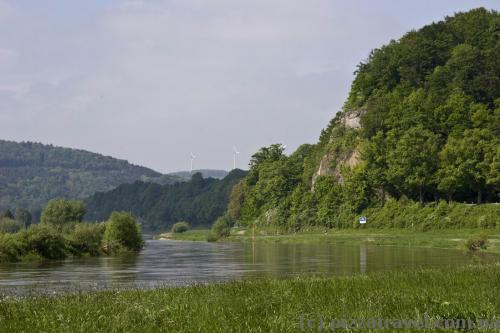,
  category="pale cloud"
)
[0,0,498,172]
